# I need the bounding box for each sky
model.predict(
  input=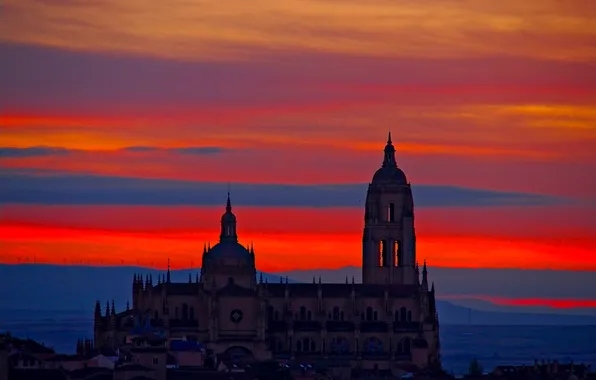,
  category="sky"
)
[1,0,596,299]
